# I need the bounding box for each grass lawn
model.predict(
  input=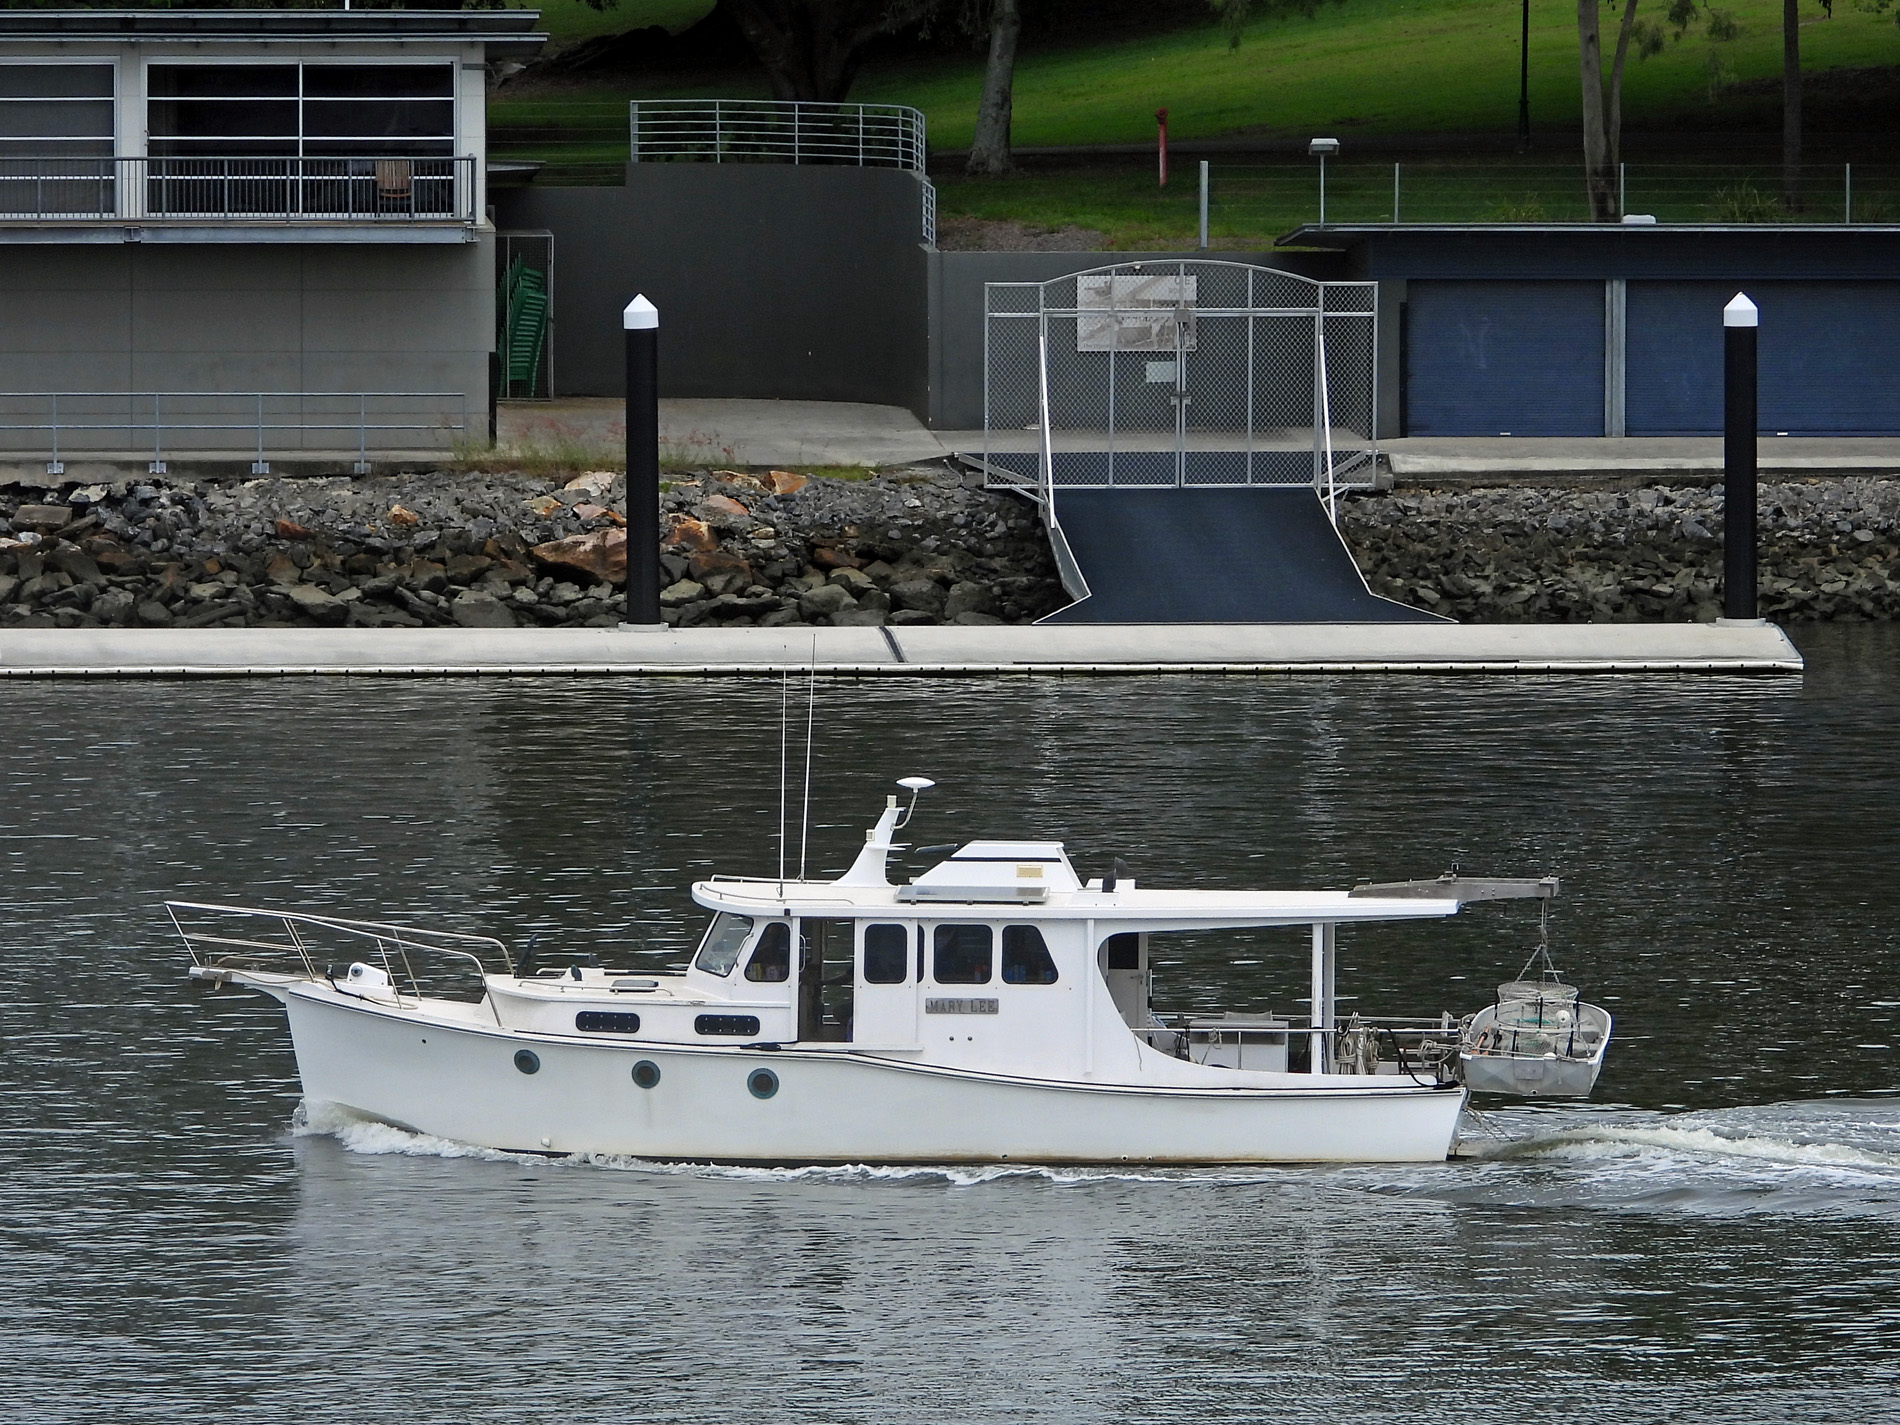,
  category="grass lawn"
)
[490,0,1900,239]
